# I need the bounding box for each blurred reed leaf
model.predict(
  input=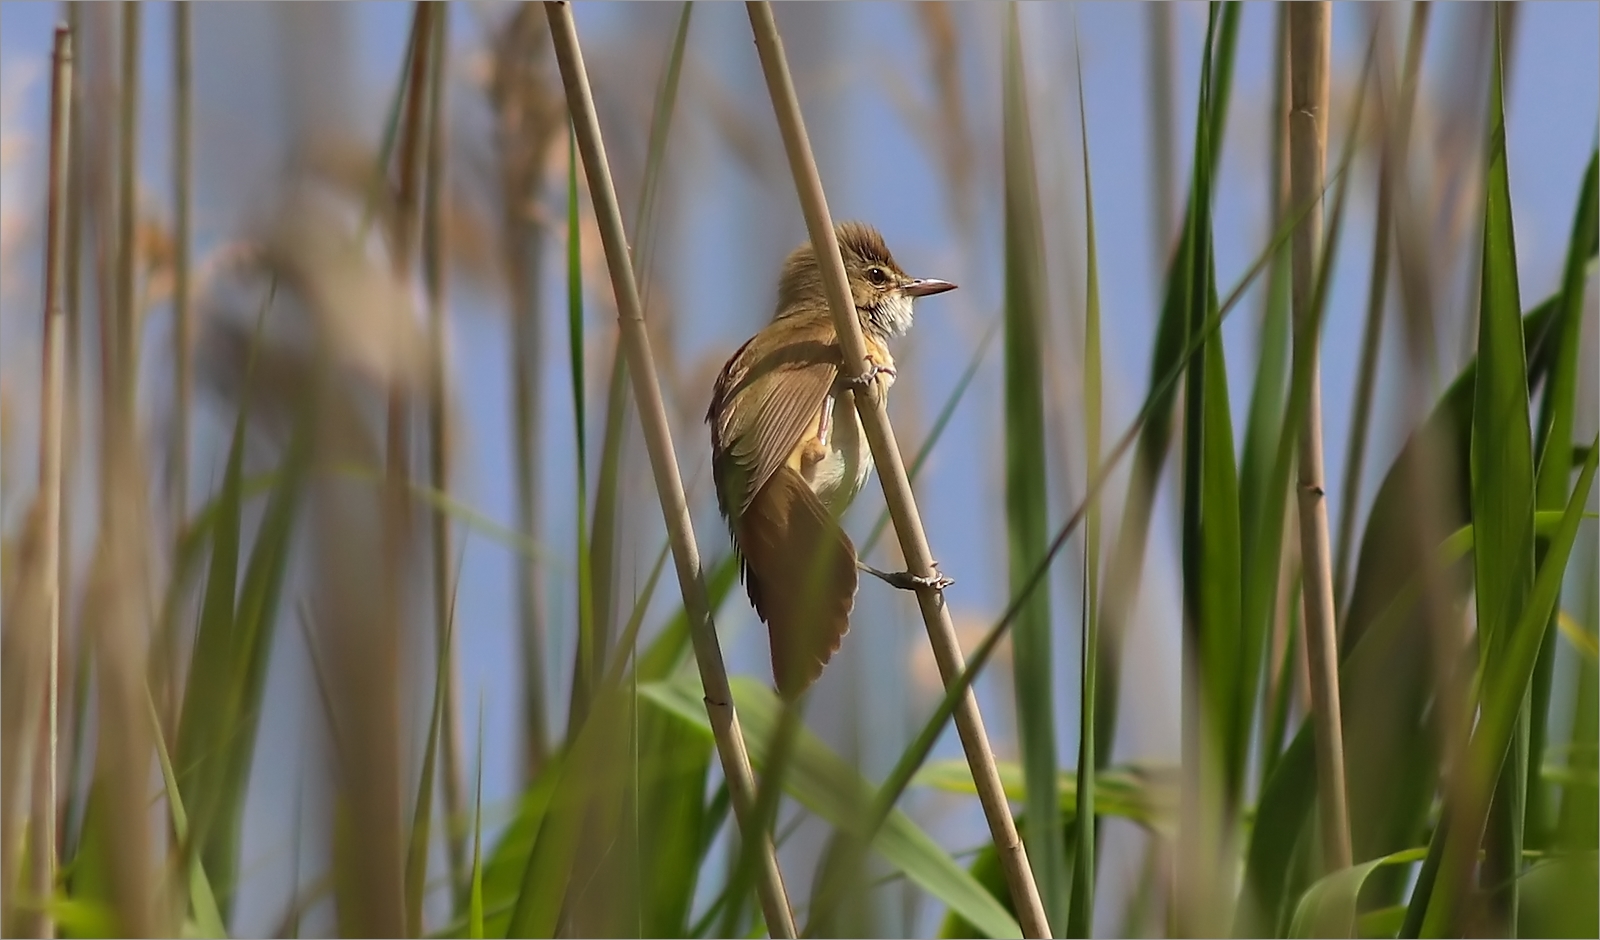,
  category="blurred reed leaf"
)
[565,124,600,737]
[999,8,1064,926]
[1467,16,1540,928]
[406,557,462,931]
[145,690,227,939]
[1418,440,1597,936]
[1288,846,1427,939]
[1241,290,1571,937]
[913,760,1175,835]
[589,1,693,668]
[641,676,1024,940]
[1068,21,1105,939]
[1525,147,1597,853]
[1173,8,1245,933]
[1094,0,1241,781]
[467,701,485,940]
